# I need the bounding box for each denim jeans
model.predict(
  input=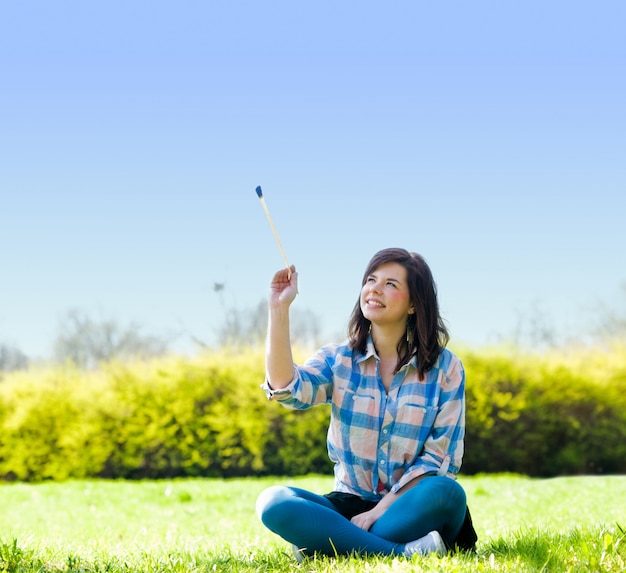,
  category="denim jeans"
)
[256,475,467,557]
